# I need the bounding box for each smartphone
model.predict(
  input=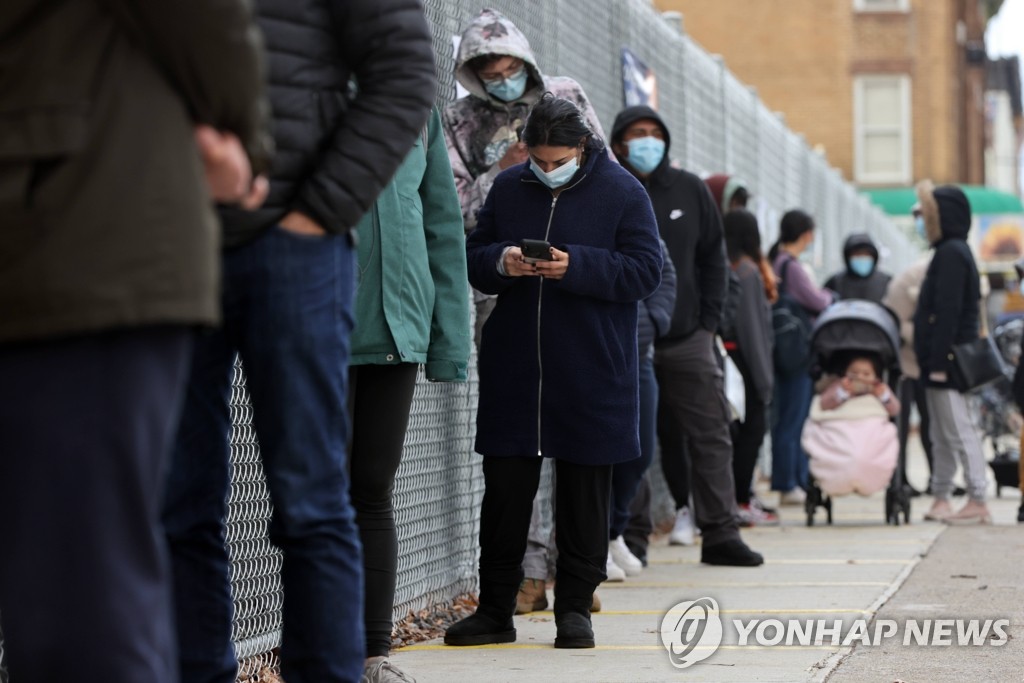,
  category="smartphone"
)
[521,238,553,264]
